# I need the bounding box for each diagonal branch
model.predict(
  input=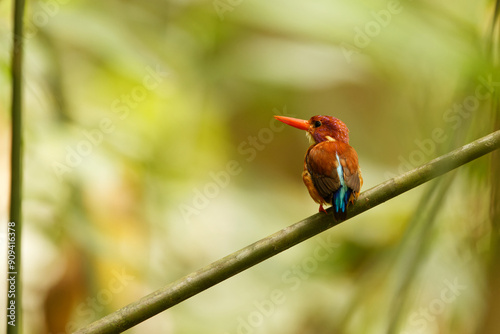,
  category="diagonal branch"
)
[75,130,500,334]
